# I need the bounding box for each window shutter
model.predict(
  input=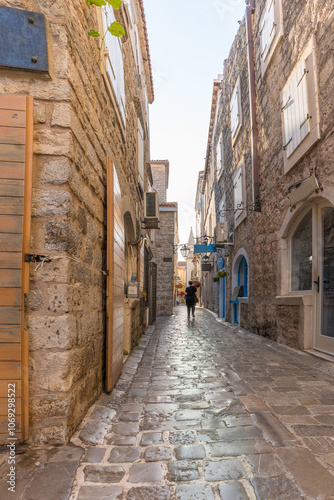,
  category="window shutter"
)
[0,95,33,443]
[230,85,240,138]
[261,0,276,62]
[297,59,311,143]
[138,119,144,187]
[233,169,243,218]
[104,6,126,124]
[283,59,310,158]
